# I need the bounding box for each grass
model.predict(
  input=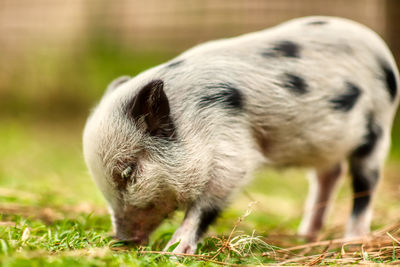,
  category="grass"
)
[0,117,400,266]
